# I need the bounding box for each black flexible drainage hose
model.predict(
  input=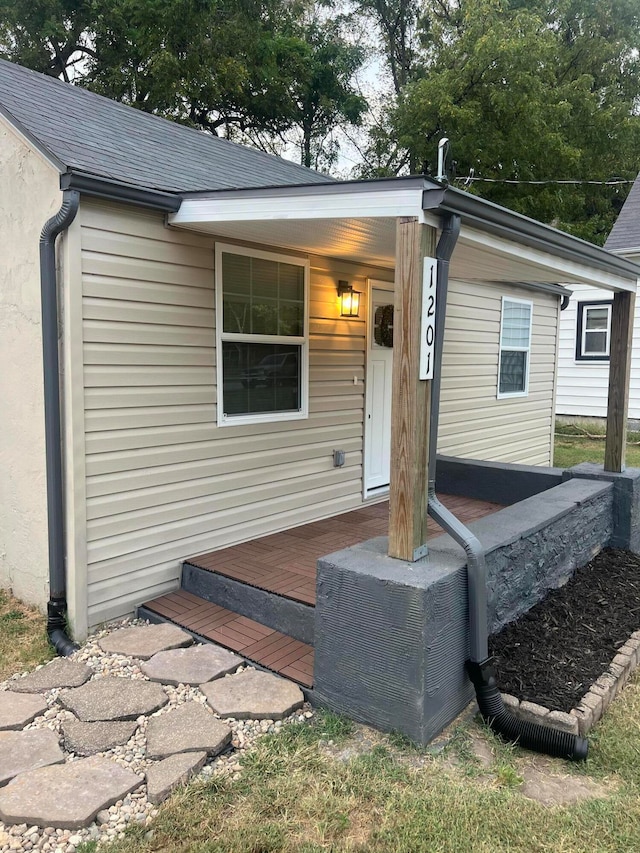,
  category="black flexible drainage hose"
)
[466,658,589,761]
